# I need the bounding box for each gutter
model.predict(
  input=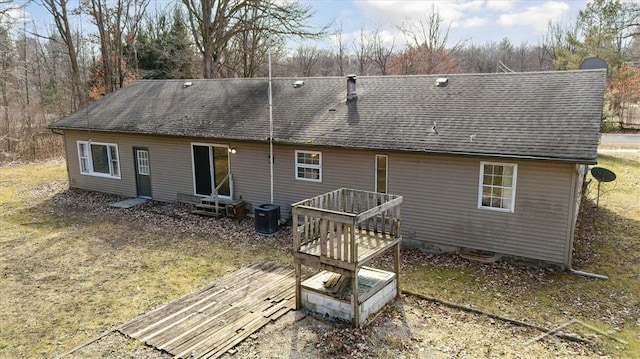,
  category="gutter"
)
[49,127,597,165]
